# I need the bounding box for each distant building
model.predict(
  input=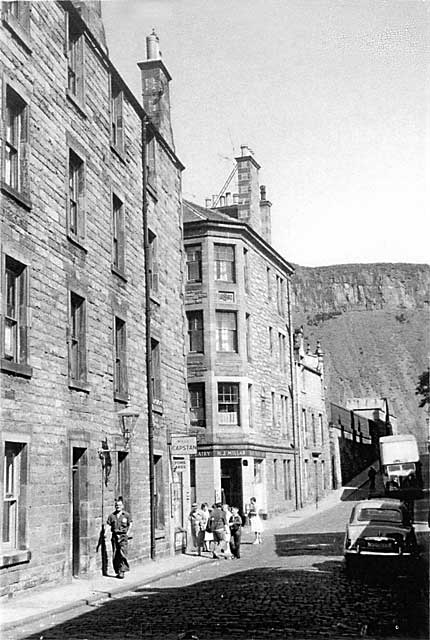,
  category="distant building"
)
[329,397,394,486]
[184,148,298,517]
[0,1,187,597]
[293,328,331,506]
